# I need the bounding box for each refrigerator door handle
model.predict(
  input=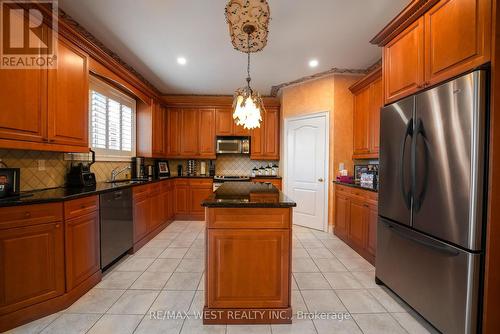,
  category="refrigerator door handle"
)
[382,220,460,257]
[413,118,429,211]
[400,118,413,209]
